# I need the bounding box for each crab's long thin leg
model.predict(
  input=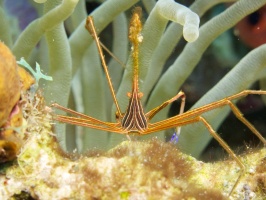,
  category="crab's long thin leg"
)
[145,90,186,143]
[173,91,186,142]
[146,113,245,195]
[226,100,266,144]
[52,103,108,123]
[175,91,186,138]
[196,116,245,196]
[85,16,122,117]
[147,90,266,140]
[145,91,186,120]
[143,91,266,195]
[51,103,122,132]
[53,115,125,133]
